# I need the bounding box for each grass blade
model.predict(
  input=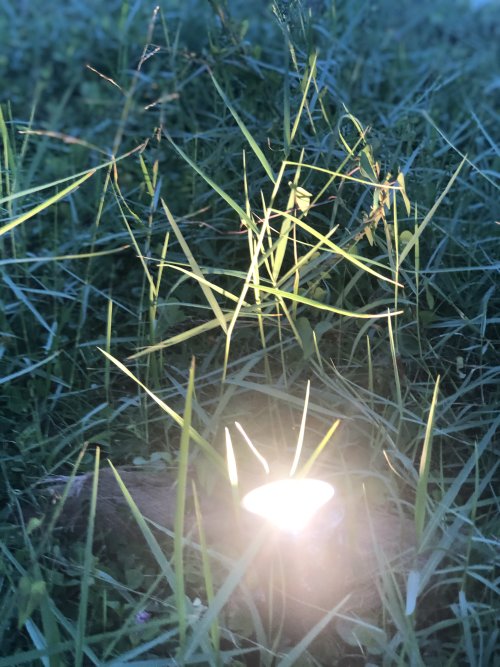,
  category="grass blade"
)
[210,73,275,183]
[174,357,196,651]
[162,199,228,333]
[0,170,95,237]
[107,461,177,591]
[415,375,440,540]
[98,348,224,469]
[75,447,100,667]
